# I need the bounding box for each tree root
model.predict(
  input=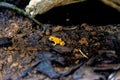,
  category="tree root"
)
[0,2,43,27]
